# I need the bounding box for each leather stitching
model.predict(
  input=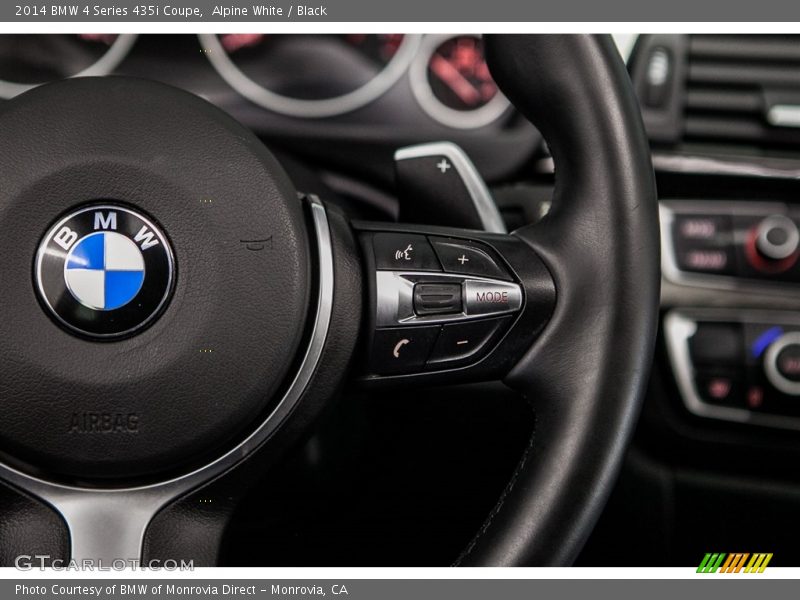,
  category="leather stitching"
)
[453,399,537,566]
